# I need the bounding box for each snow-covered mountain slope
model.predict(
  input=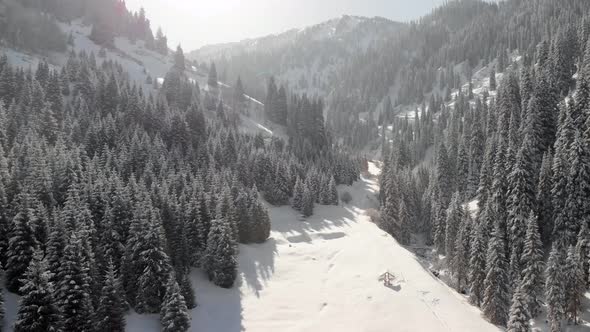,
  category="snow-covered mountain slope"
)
[0,20,280,140]
[121,162,498,332]
[189,16,406,97]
